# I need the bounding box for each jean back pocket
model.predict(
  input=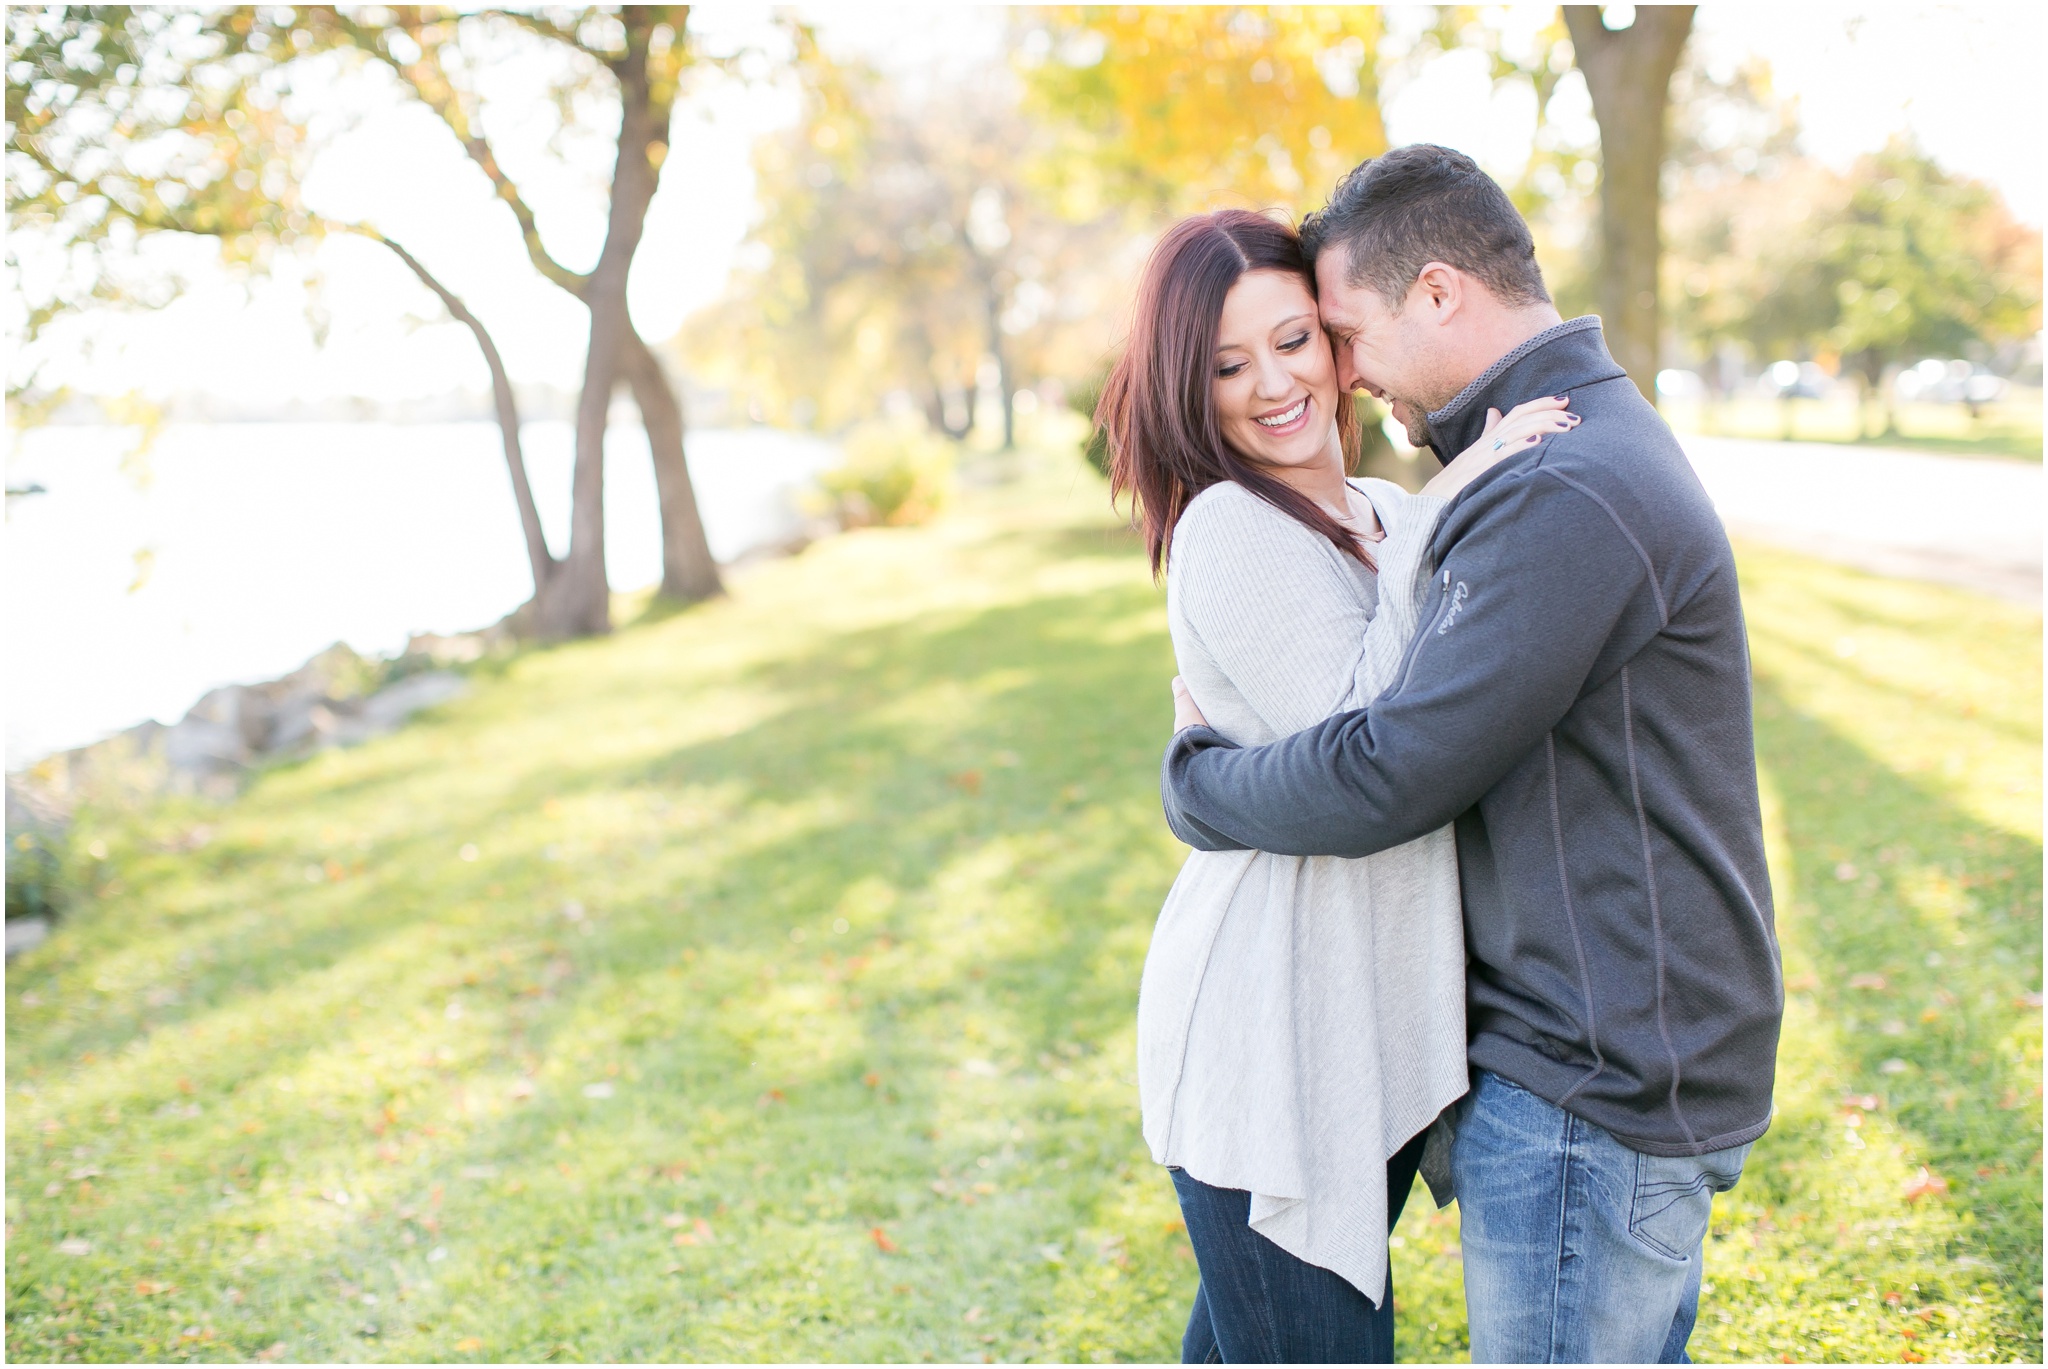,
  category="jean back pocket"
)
[1627,1145,1749,1262]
